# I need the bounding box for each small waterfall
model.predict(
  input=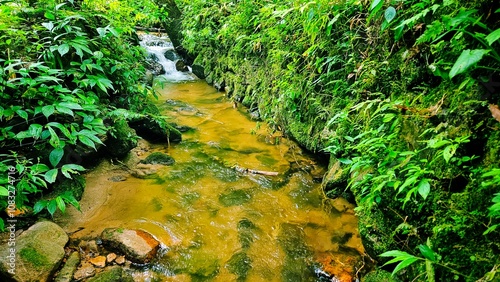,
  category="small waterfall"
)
[139,33,196,82]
